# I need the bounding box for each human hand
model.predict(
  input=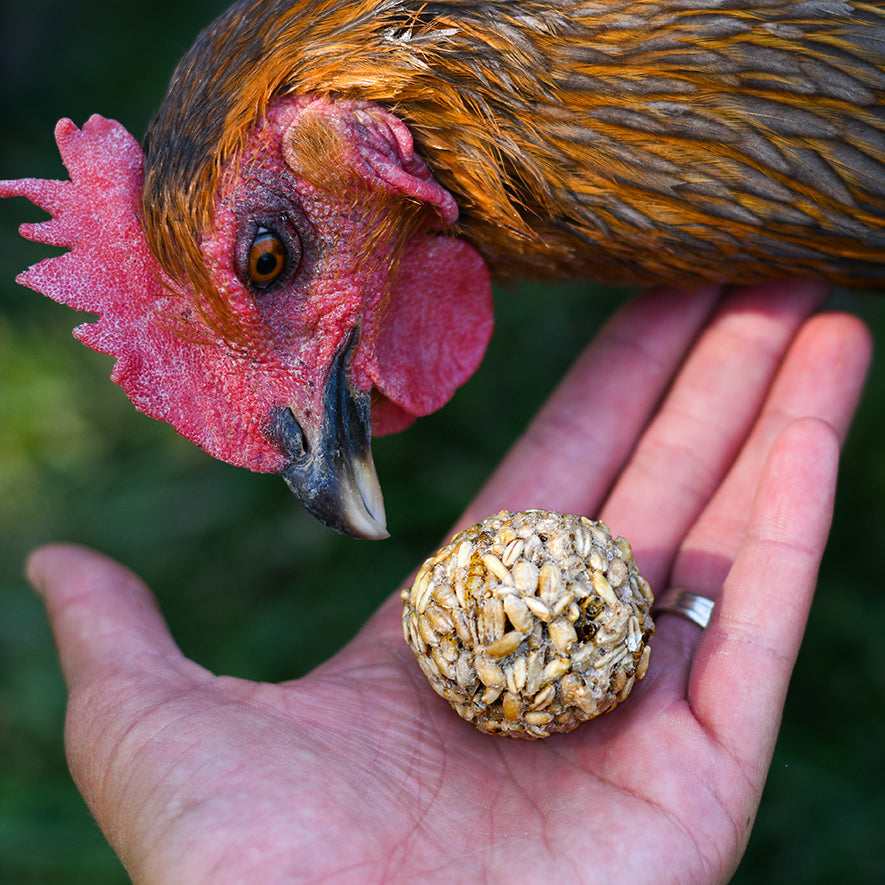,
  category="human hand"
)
[27,280,870,884]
